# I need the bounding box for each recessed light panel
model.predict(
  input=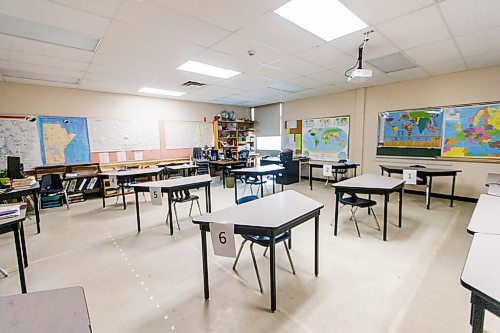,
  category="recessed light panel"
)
[1,68,80,84]
[0,14,100,52]
[274,0,368,41]
[138,87,186,97]
[177,60,240,79]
